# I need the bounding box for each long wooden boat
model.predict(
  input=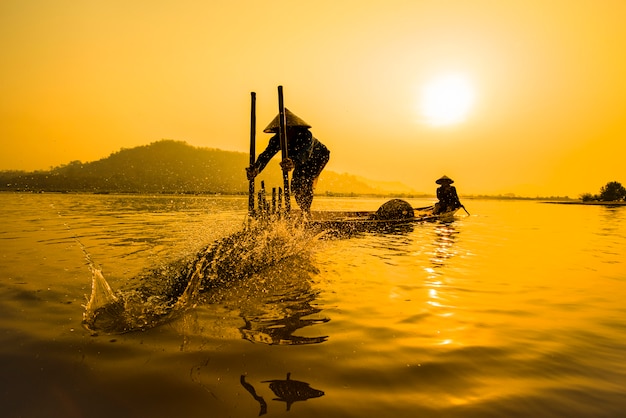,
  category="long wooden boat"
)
[303,205,460,235]
[250,181,464,235]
